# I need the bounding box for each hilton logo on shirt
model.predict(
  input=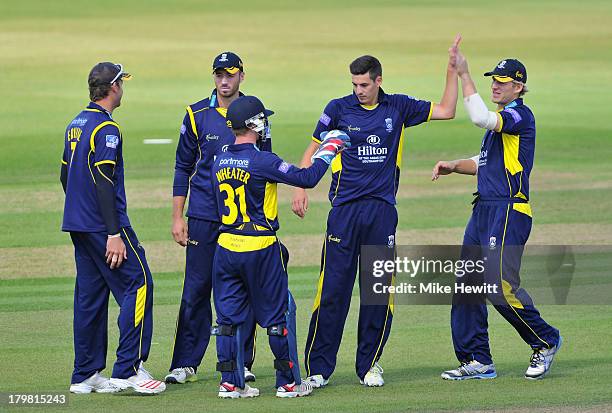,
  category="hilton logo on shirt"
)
[479,150,488,167]
[366,135,381,145]
[358,145,387,156]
